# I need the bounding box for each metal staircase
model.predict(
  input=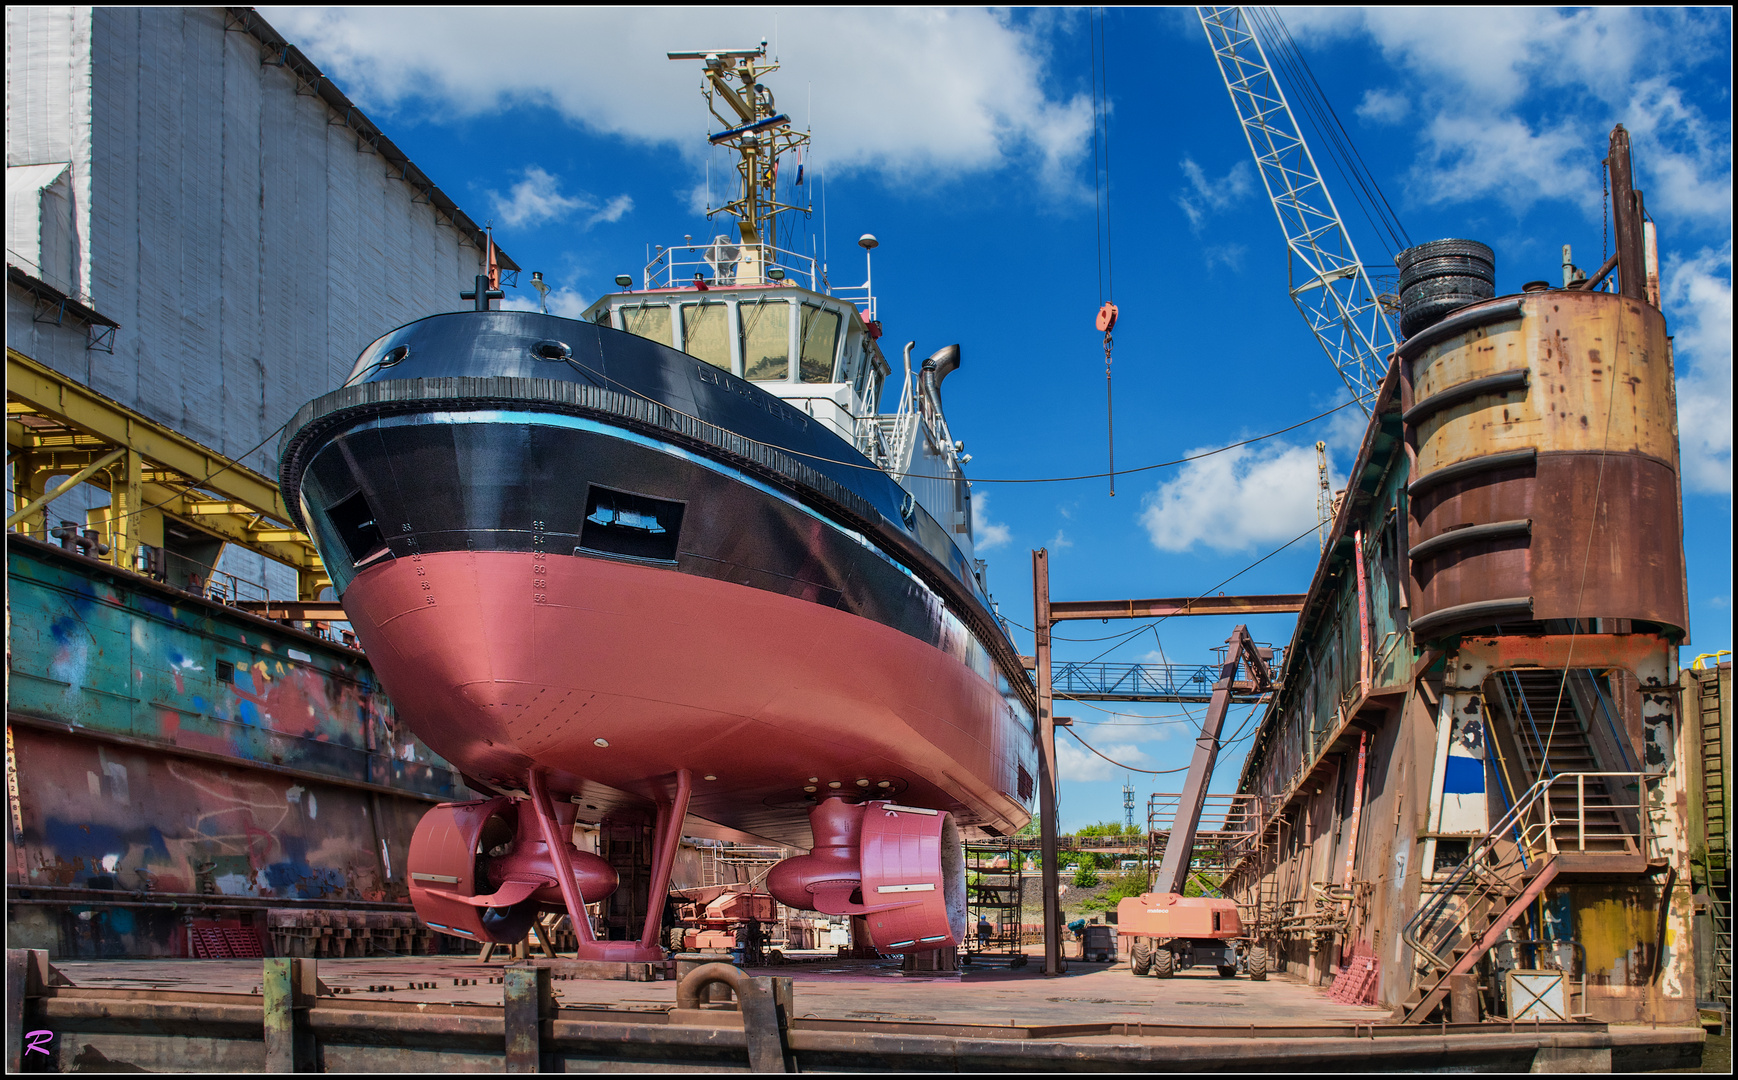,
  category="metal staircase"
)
[1488,670,1641,858]
[1400,769,1645,1023]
